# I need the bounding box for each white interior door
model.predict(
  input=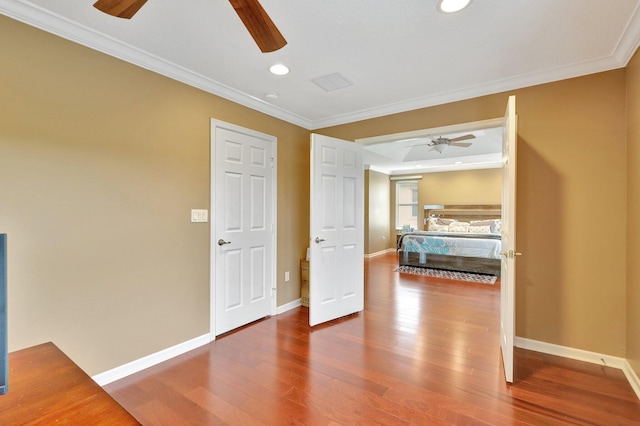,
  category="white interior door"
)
[309,134,364,327]
[211,120,275,336]
[500,95,518,383]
